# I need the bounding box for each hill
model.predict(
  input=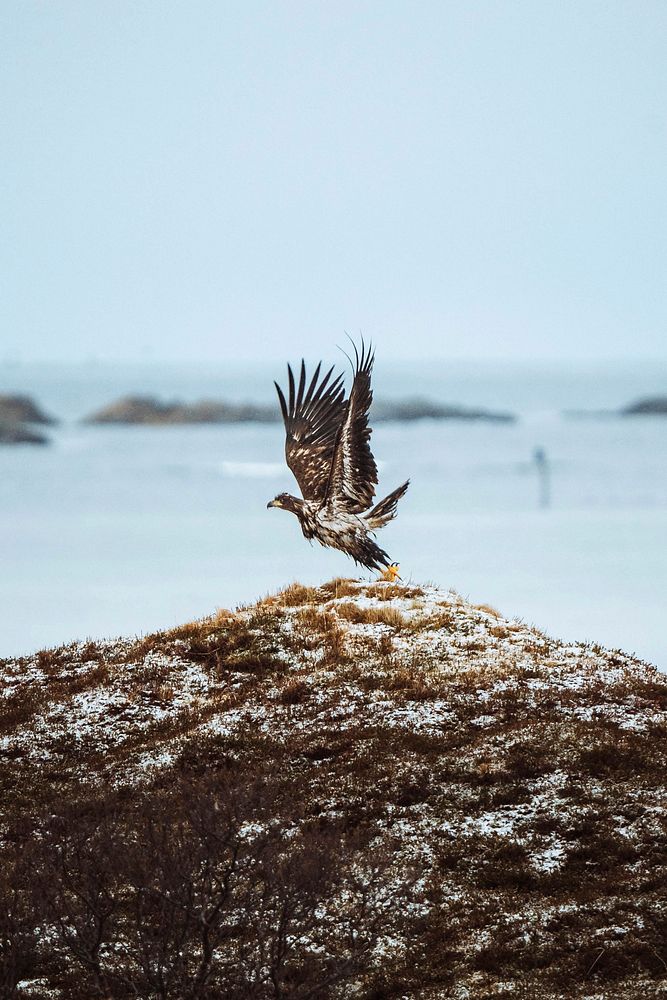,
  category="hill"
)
[1,581,665,999]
